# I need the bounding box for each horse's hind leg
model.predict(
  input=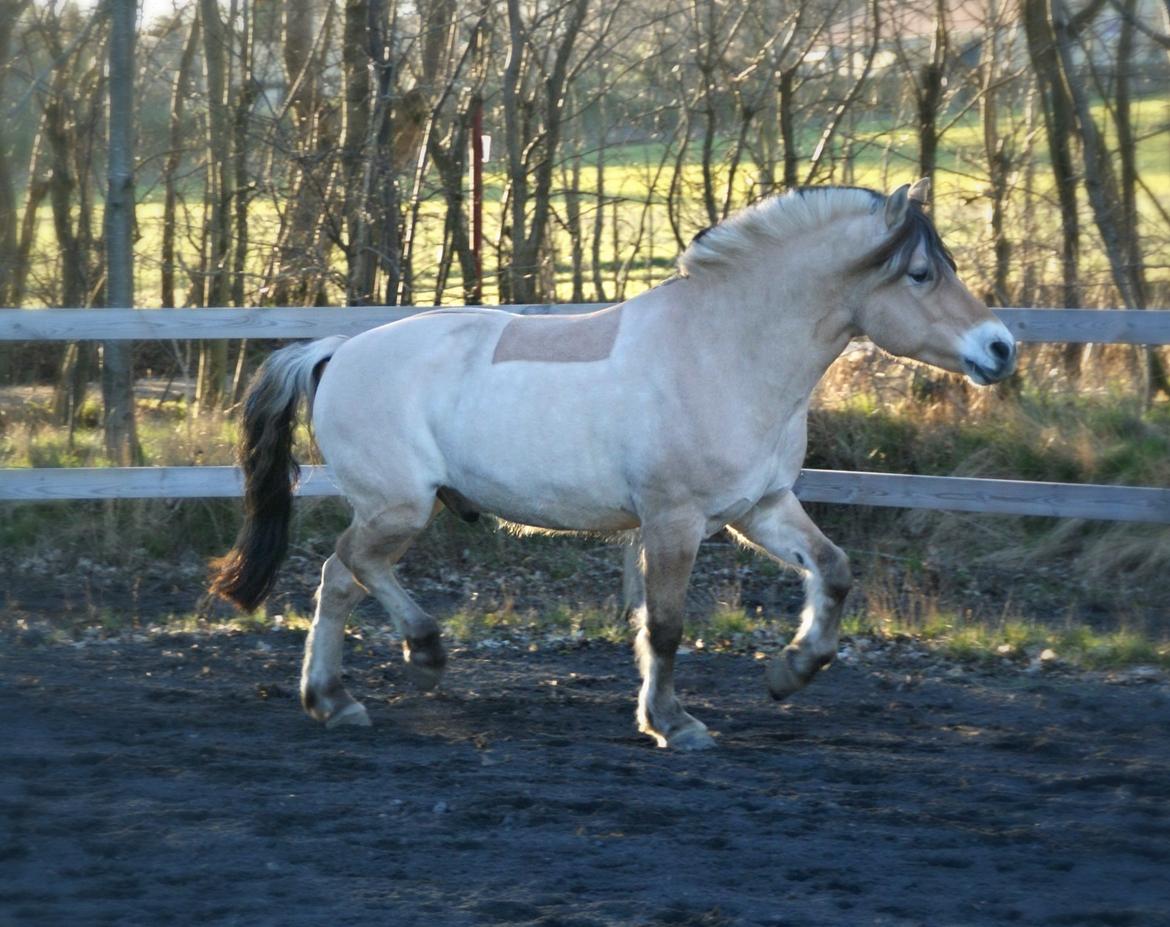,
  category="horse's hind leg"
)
[730,491,851,701]
[336,504,447,690]
[634,520,715,751]
[301,553,371,727]
[621,533,646,621]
